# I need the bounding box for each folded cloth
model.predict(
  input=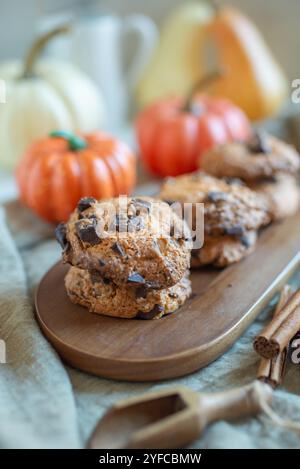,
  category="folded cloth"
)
[1,199,300,449]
